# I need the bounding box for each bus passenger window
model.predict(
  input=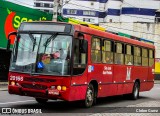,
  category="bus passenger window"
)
[149,50,154,67]
[102,40,113,64]
[114,43,124,64]
[91,38,101,63]
[73,36,88,75]
[125,45,133,65]
[134,47,141,66]
[142,48,148,66]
